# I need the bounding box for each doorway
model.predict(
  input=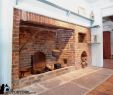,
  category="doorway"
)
[103,31,111,59]
[103,16,113,69]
